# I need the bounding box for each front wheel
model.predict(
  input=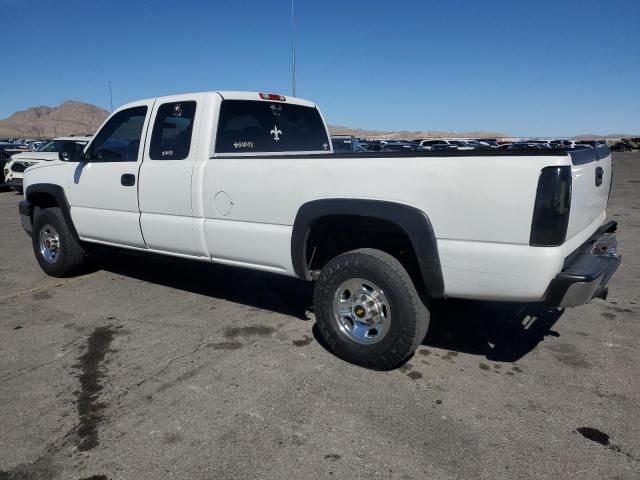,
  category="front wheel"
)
[313,248,430,370]
[32,207,86,277]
